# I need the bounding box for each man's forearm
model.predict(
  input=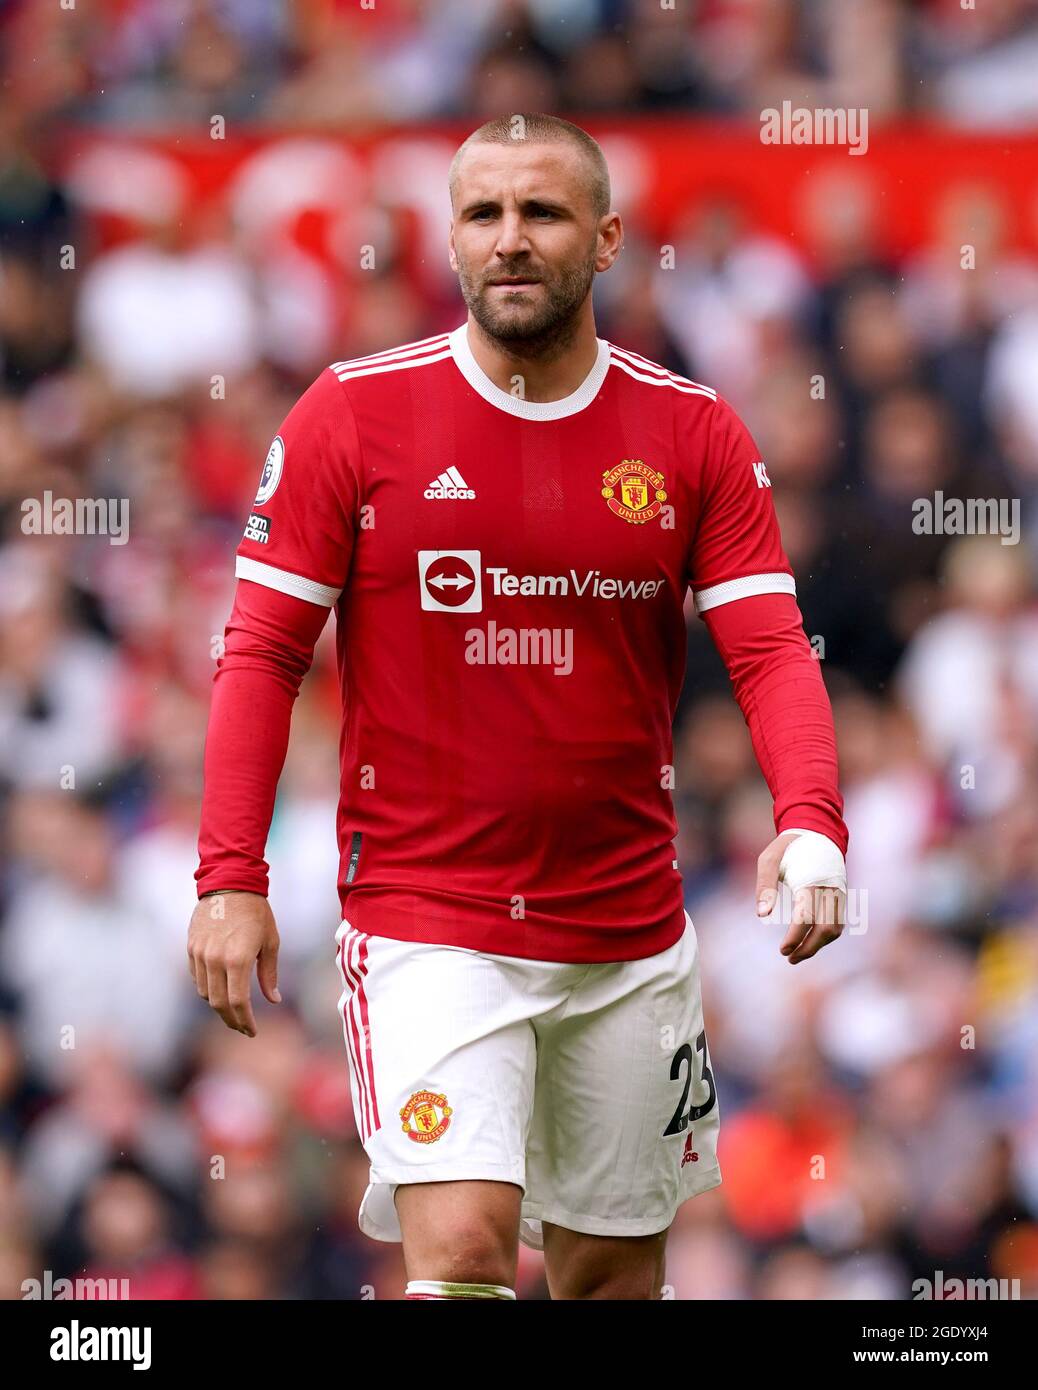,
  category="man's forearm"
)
[195,578,330,898]
[703,591,848,854]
